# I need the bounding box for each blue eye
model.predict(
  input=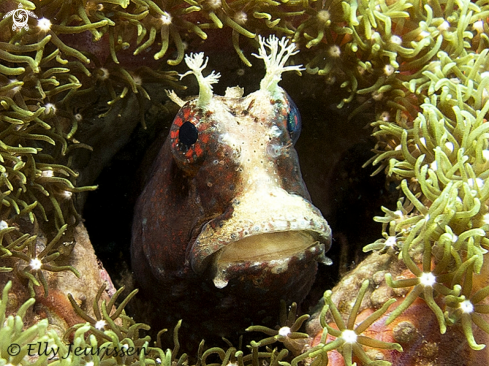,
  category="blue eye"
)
[286,93,301,144]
